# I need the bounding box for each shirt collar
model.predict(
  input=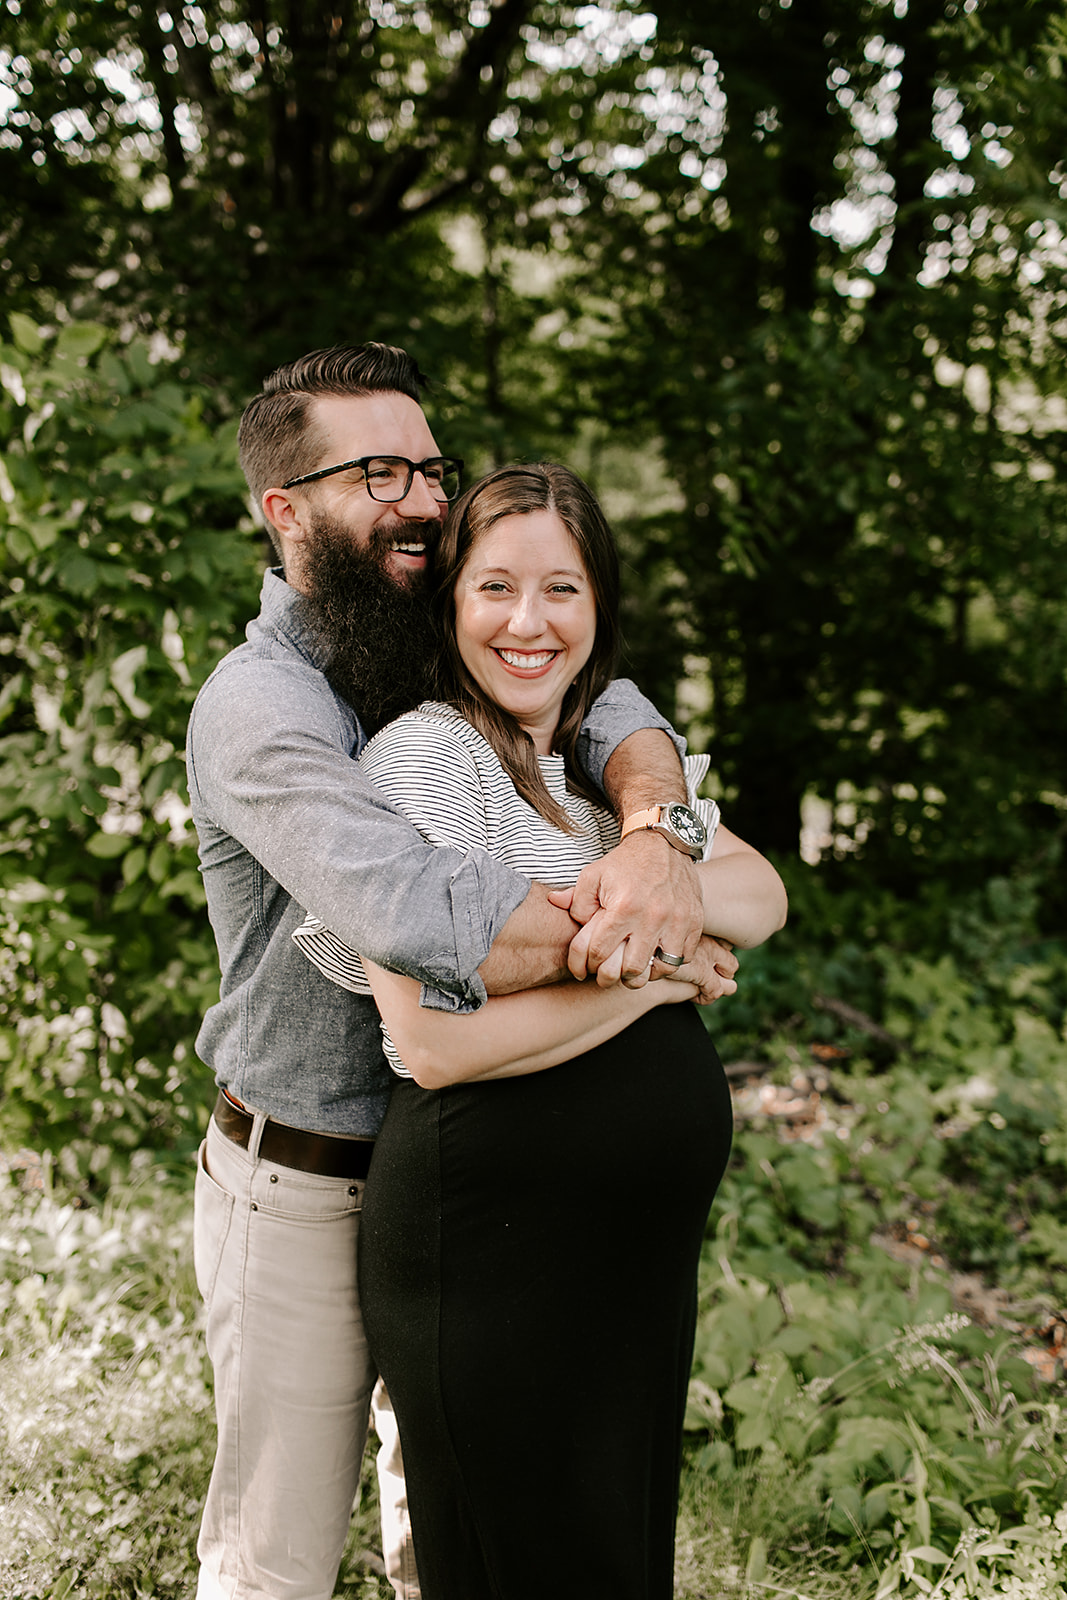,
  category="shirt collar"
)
[258,567,332,670]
